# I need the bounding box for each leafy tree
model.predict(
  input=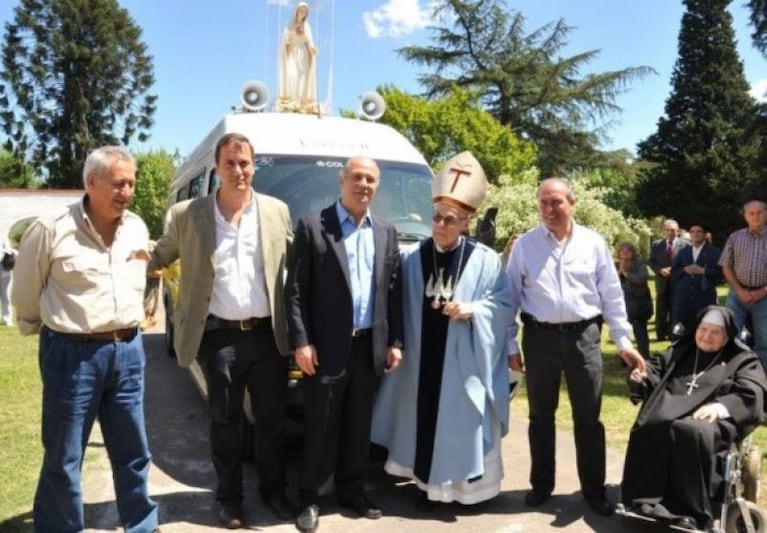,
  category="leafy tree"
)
[635,0,761,244]
[0,0,157,188]
[573,152,647,218]
[376,85,537,185]
[748,0,767,56]
[0,147,35,188]
[397,0,653,176]
[132,149,174,239]
[485,173,651,252]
